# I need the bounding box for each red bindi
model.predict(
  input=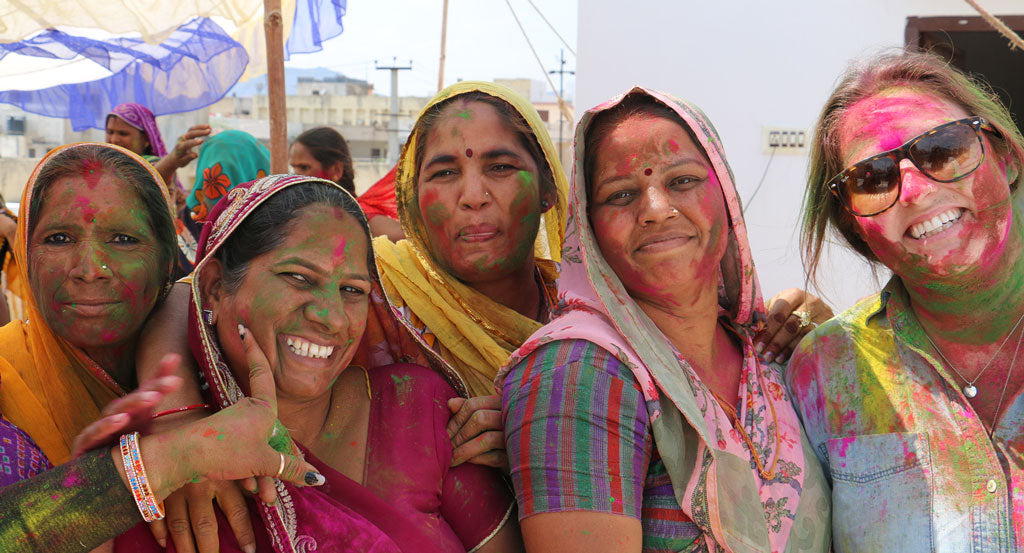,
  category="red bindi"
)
[644,168,653,176]
[465,148,473,158]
